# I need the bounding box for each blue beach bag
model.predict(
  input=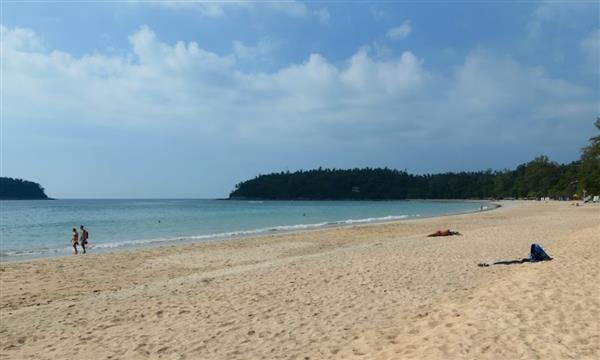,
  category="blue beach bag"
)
[528,243,552,262]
